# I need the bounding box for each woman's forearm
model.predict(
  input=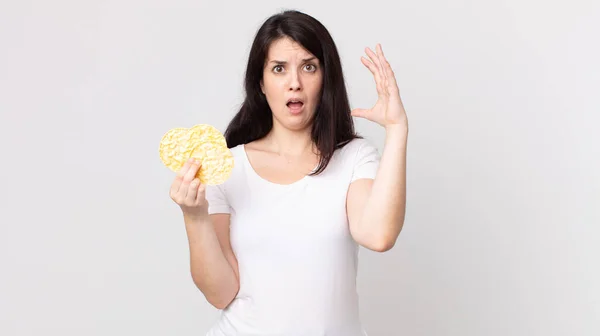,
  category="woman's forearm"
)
[359,125,408,250]
[184,214,239,309]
